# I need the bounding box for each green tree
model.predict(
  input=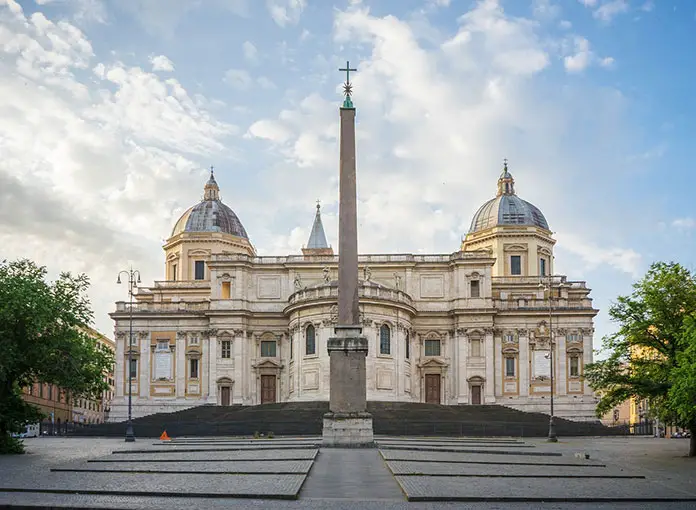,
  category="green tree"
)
[586,262,696,457]
[0,259,114,454]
